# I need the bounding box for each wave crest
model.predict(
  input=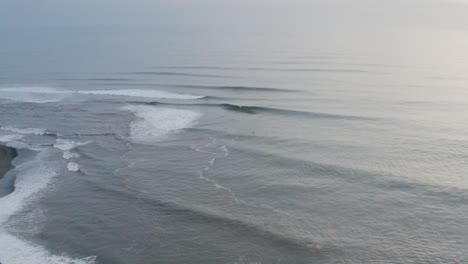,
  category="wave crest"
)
[122,105,200,144]
[76,89,204,100]
[0,87,205,103]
